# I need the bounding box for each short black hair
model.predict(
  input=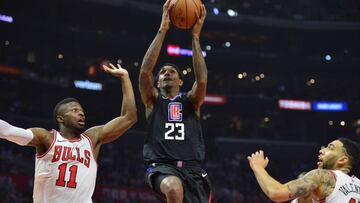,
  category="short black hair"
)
[338,137,360,169]
[53,97,79,123]
[156,63,183,81]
